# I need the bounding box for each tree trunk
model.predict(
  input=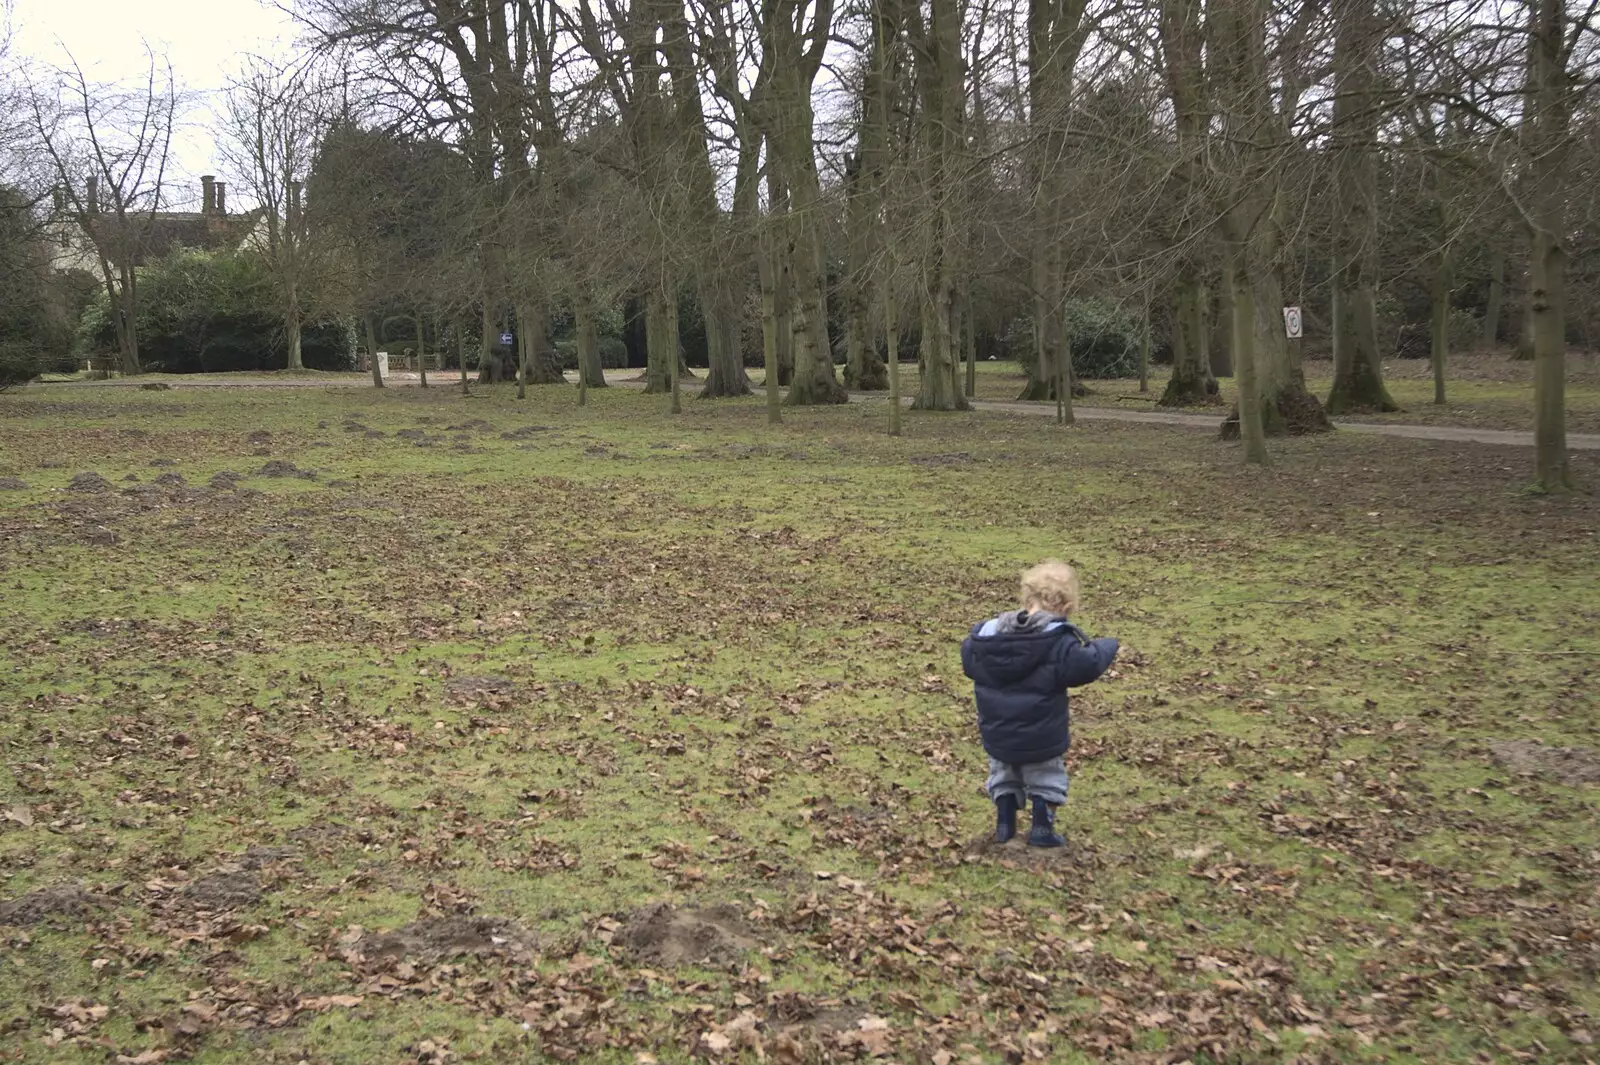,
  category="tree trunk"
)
[1229,254,1268,463]
[457,315,469,395]
[415,311,428,388]
[520,305,564,385]
[479,301,498,383]
[1430,255,1451,405]
[699,282,752,398]
[1526,0,1571,490]
[1160,268,1219,405]
[1209,279,1233,377]
[667,281,683,414]
[643,289,671,394]
[575,293,606,395]
[1324,0,1397,415]
[1483,248,1505,348]
[1138,298,1150,393]
[885,269,903,437]
[285,282,304,371]
[963,287,977,398]
[366,316,383,388]
[758,220,783,424]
